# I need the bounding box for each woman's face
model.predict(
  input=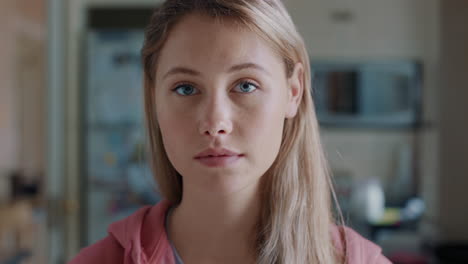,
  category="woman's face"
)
[154,13,303,196]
